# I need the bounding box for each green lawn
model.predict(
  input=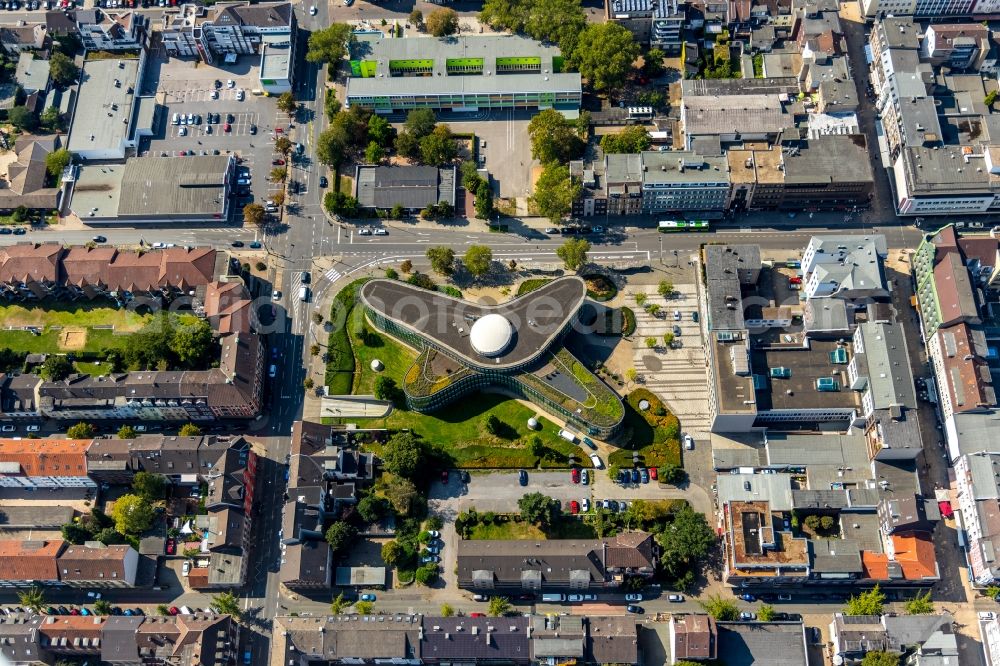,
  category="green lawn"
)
[73,361,113,376]
[0,327,133,355]
[348,309,418,396]
[0,302,151,331]
[467,516,597,540]
[608,389,682,469]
